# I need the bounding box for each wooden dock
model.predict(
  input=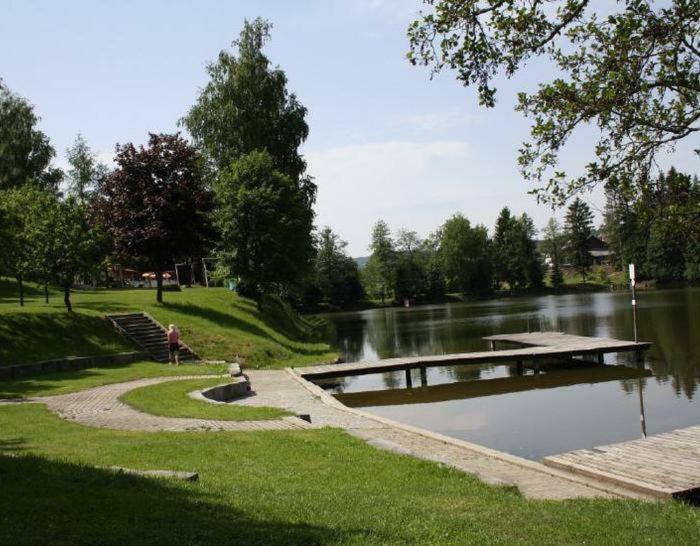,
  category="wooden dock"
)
[297,332,650,380]
[544,426,700,501]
